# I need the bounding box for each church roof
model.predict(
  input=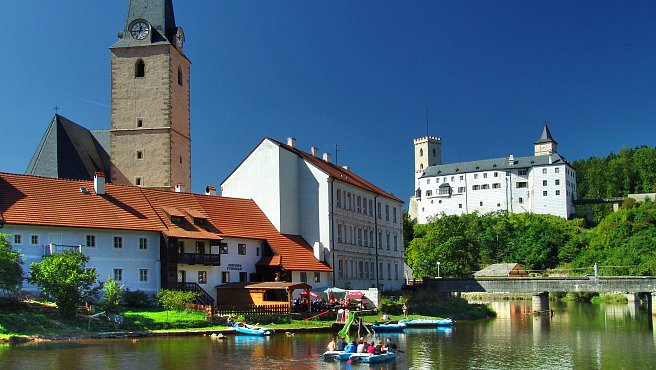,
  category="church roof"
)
[112,0,177,48]
[534,124,558,145]
[25,115,110,181]
[421,153,569,179]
